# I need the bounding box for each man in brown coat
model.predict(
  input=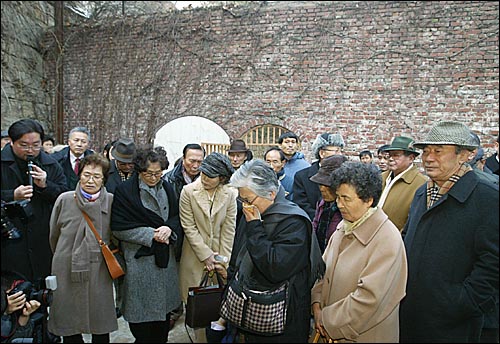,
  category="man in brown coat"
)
[377,136,427,232]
